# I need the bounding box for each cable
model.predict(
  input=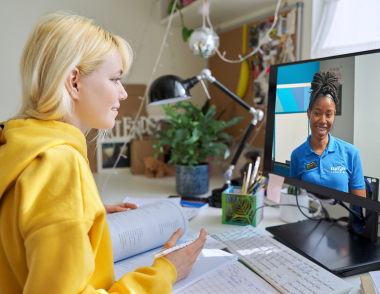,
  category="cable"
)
[336,200,365,222]
[250,202,346,230]
[295,188,321,221]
